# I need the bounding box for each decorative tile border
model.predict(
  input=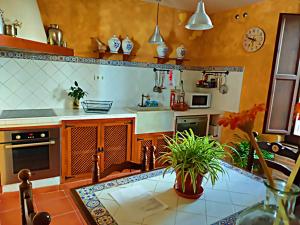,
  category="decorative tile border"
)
[220,161,264,183]
[0,50,244,72]
[72,162,264,225]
